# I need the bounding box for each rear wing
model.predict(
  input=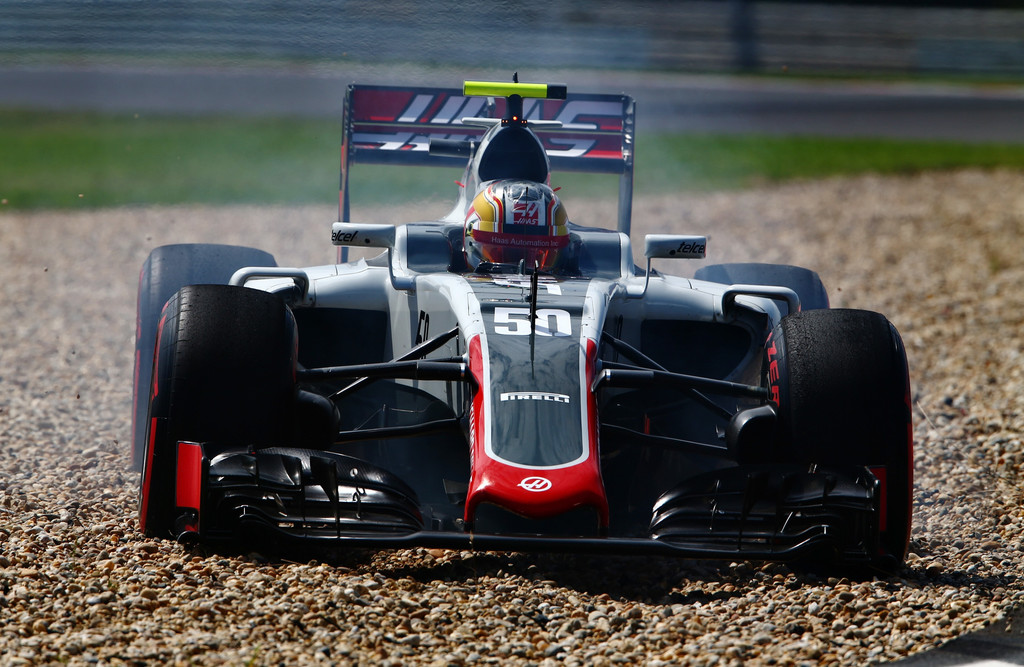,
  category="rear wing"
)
[340,84,636,235]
